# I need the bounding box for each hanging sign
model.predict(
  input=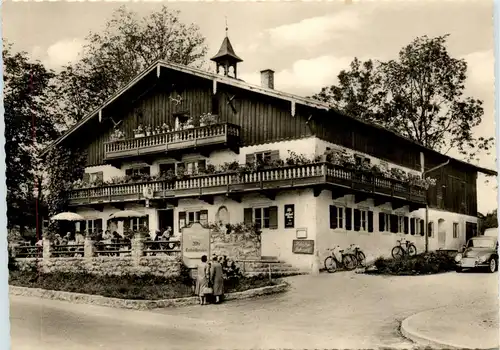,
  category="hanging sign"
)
[284,204,295,228]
